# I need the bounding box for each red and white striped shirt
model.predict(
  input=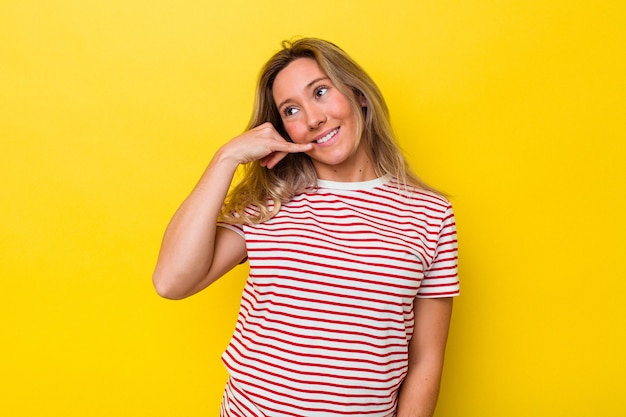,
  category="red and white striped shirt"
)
[218,176,459,417]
